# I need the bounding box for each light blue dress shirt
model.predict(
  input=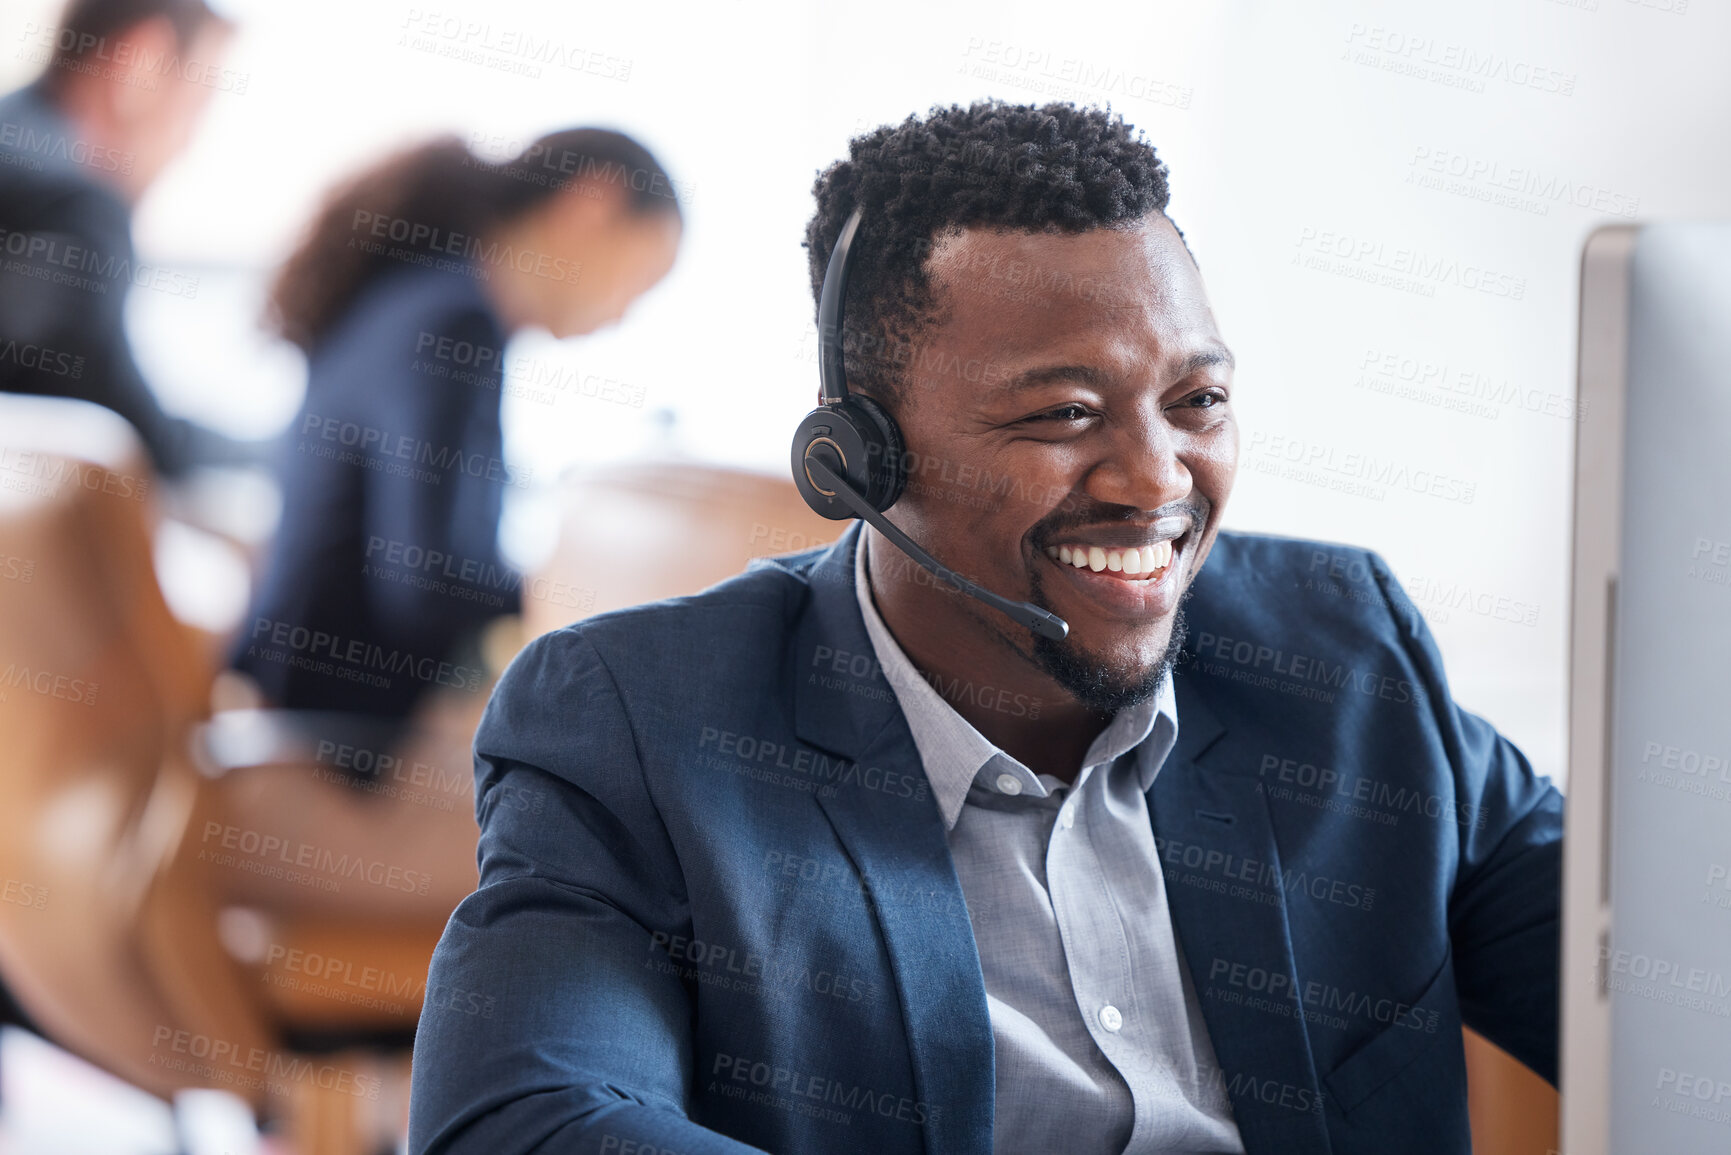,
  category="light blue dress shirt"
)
[854,534,1245,1154]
